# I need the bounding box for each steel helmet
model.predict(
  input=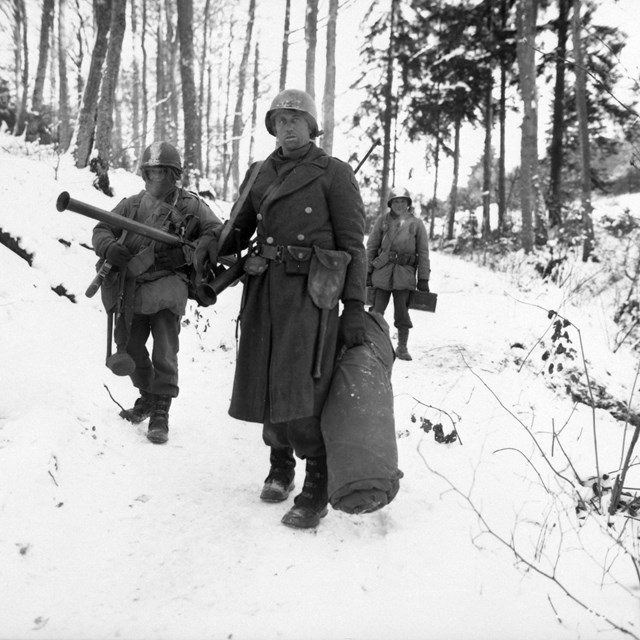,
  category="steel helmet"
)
[140,141,182,172]
[265,89,321,138]
[387,187,412,208]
